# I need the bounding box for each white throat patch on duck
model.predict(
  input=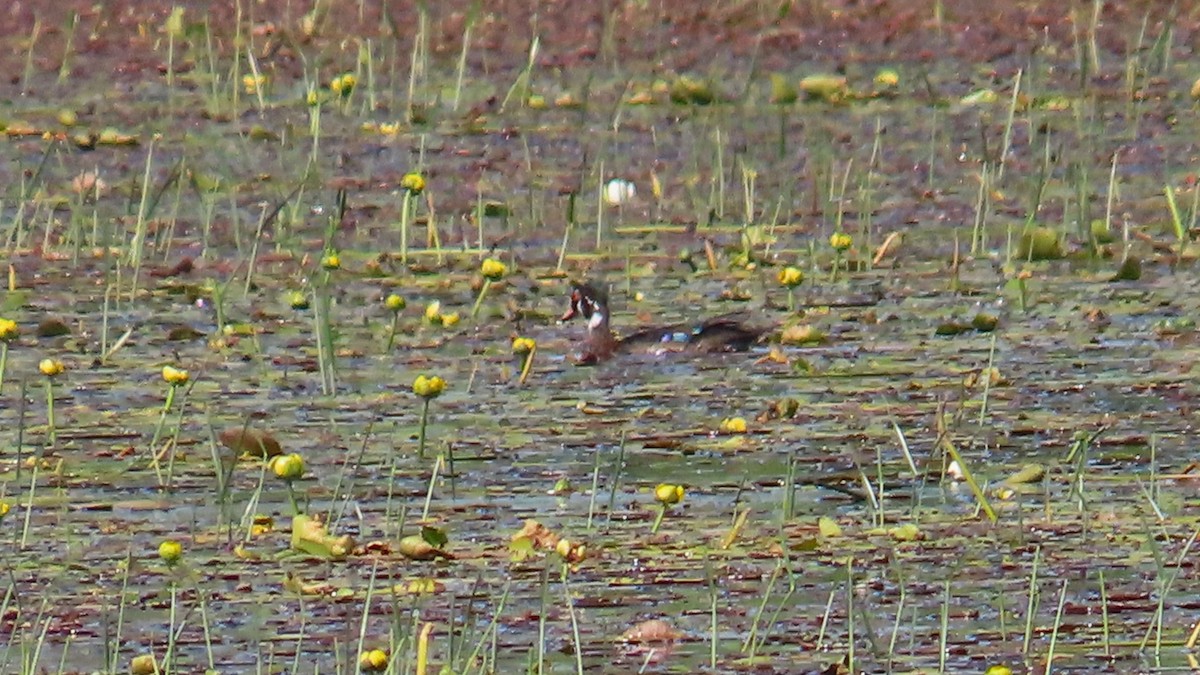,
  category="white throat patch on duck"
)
[586,304,606,331]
